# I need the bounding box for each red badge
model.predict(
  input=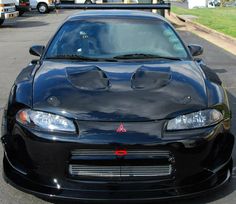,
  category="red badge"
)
[115,149,127,156]
[116,123,127,133]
